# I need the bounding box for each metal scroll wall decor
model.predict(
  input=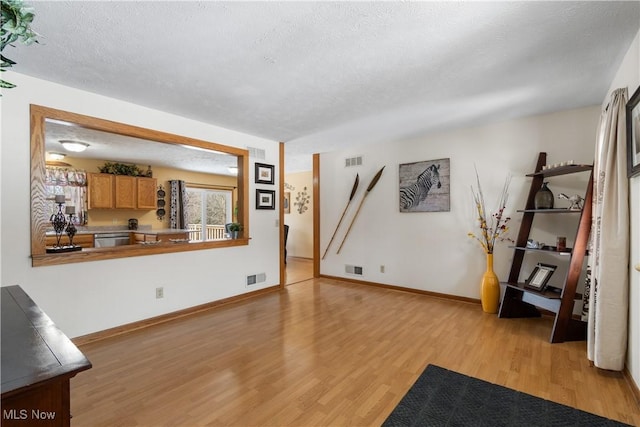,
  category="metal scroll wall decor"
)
[156,185,166,221]
[294,187,310,214]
